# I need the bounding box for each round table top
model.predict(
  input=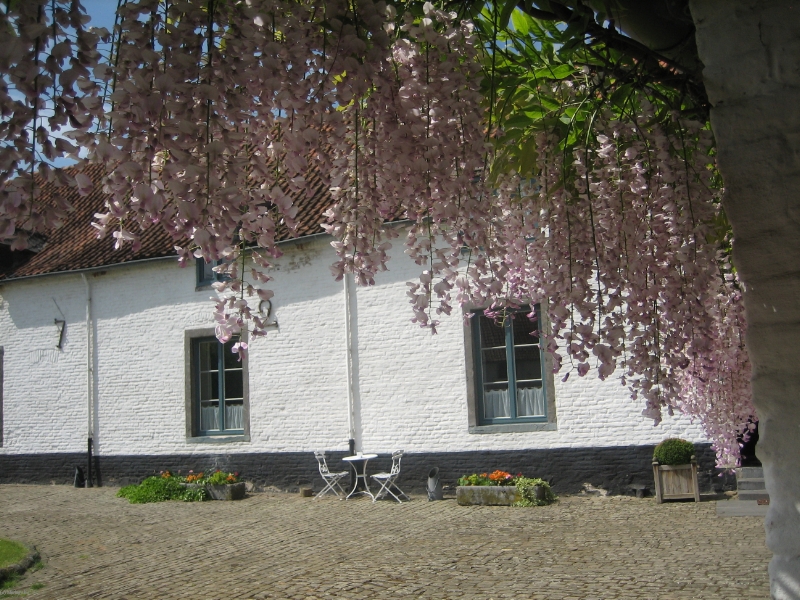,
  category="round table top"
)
[342,454,378,461]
